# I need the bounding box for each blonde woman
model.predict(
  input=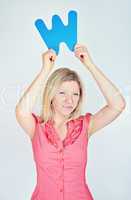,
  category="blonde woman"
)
[15,44,126,200]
